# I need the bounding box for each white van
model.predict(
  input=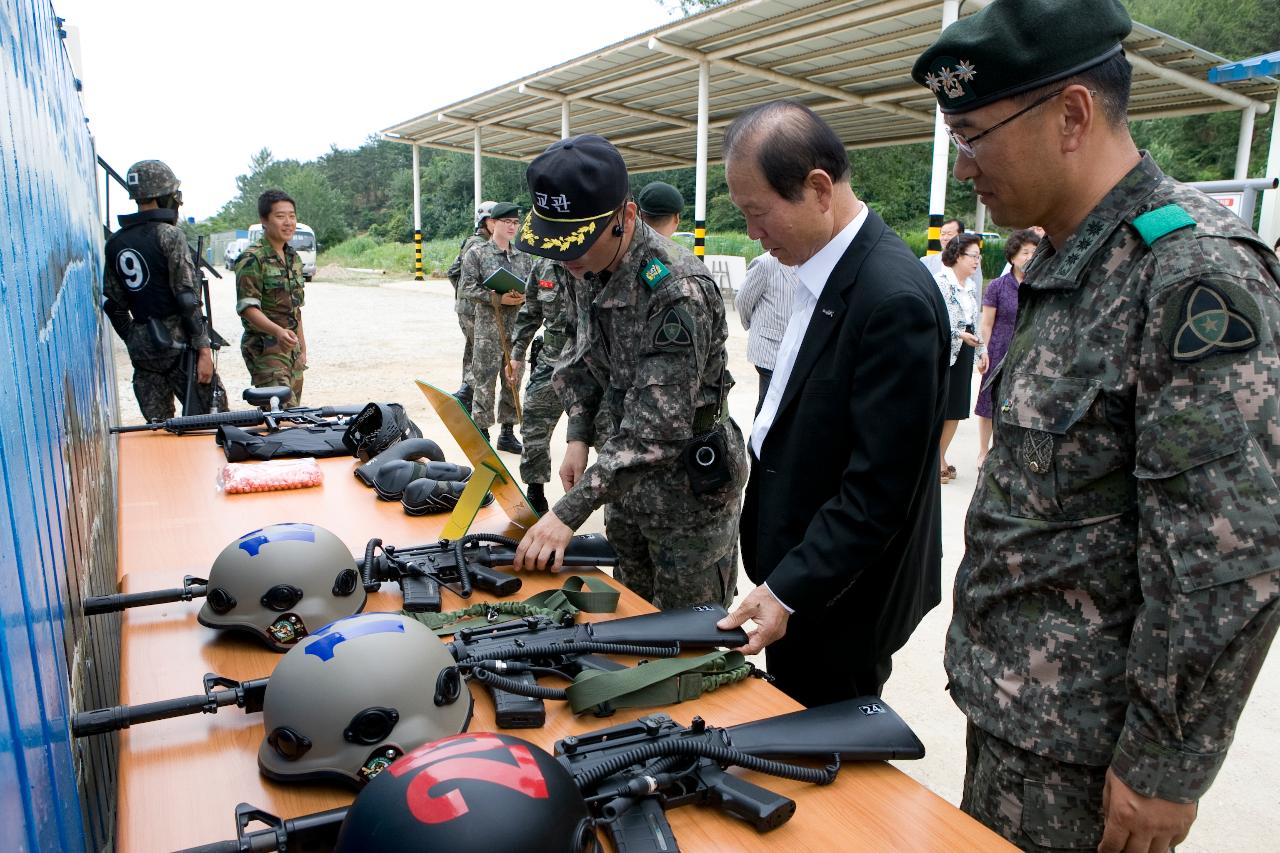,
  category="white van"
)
[247,222,318,281]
